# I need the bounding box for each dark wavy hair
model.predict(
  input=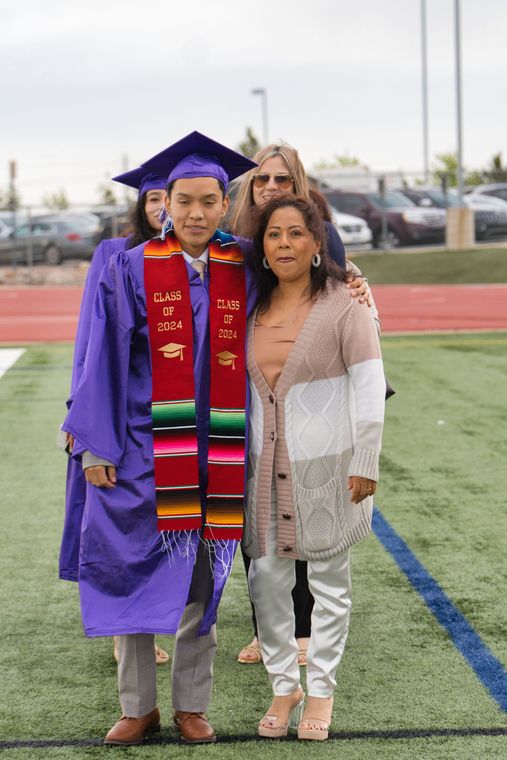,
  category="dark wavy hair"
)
[249,195,344,310]
[125,192,161,250]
